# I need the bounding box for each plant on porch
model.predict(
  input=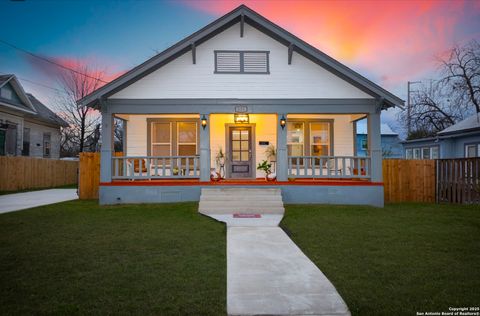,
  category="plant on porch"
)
[257,160,275,181]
